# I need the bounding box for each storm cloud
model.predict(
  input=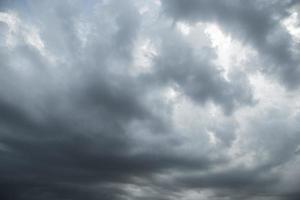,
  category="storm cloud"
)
[0,0,300,199]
